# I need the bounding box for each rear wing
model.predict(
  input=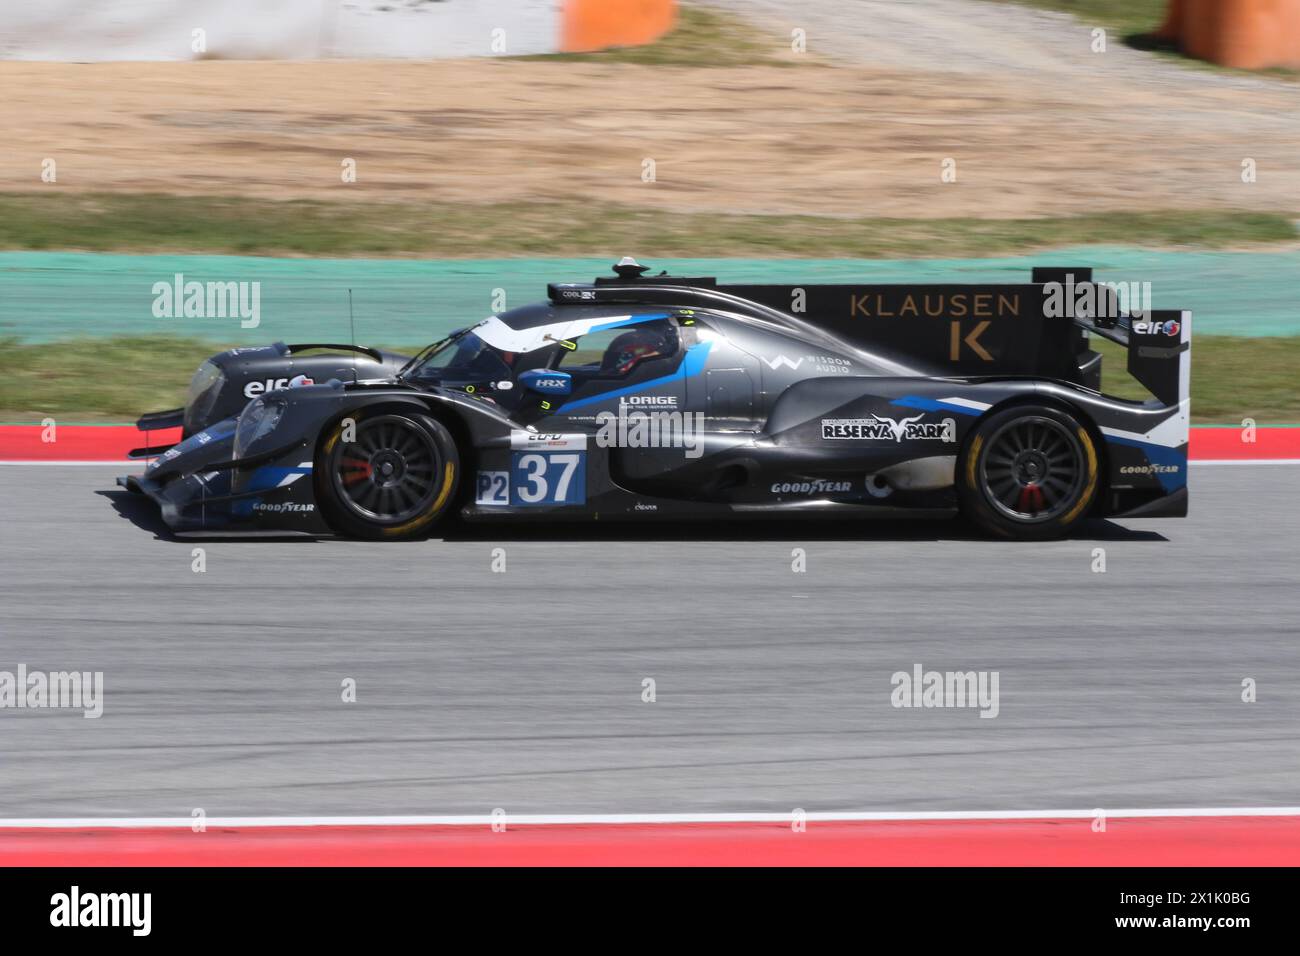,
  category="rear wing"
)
[1073,306,1191,408]
[552,265,1190,408]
